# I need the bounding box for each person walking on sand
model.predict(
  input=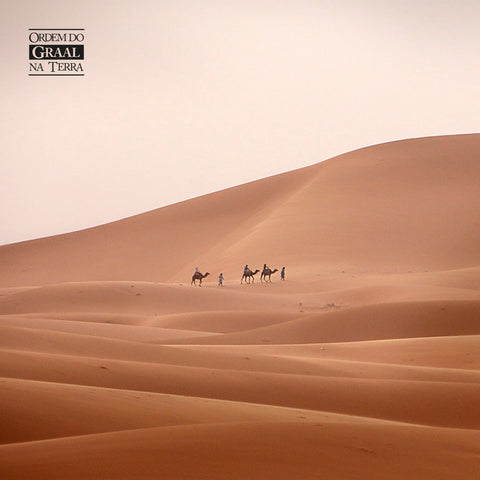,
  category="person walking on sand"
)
[280,266,286,281]
[218,273,223,287]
